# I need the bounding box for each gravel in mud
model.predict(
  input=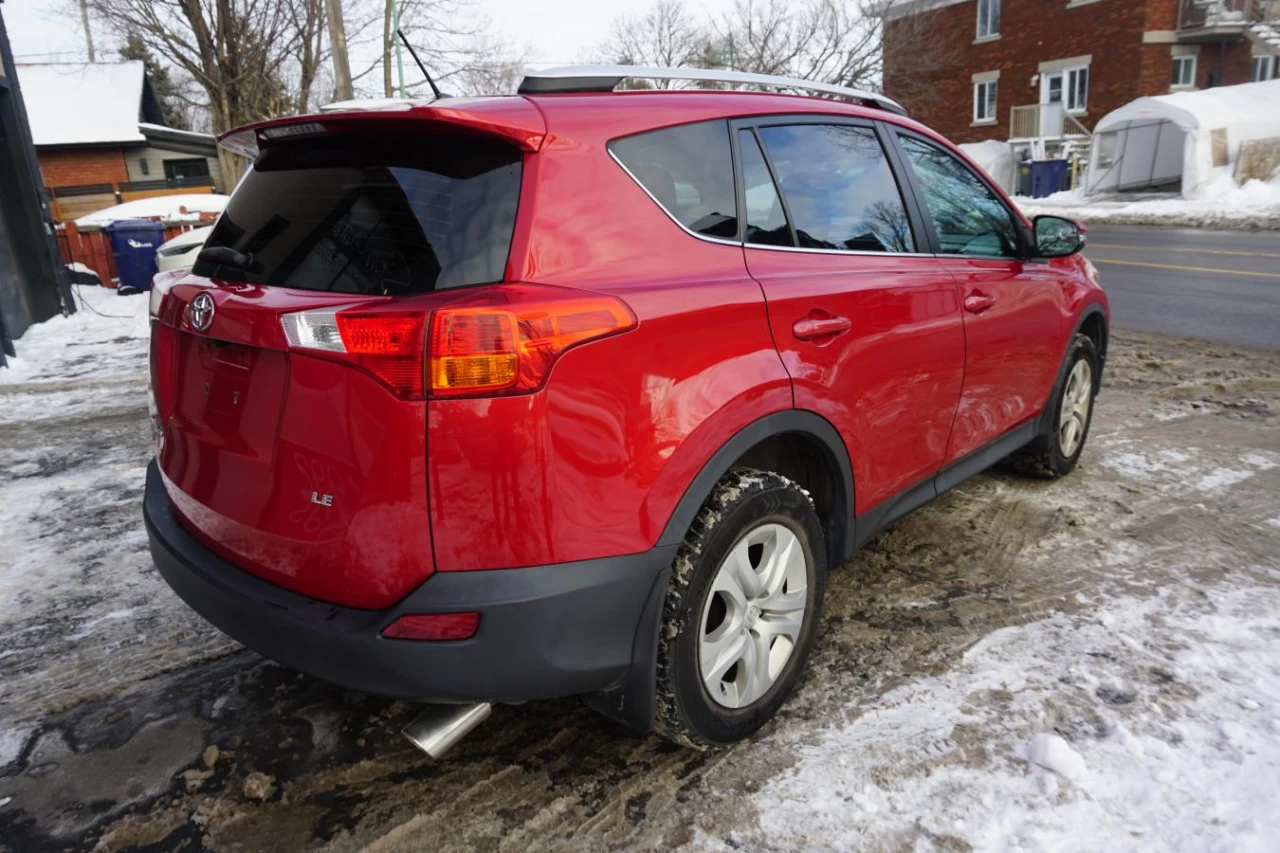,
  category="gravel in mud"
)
[1,329,1277,852]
